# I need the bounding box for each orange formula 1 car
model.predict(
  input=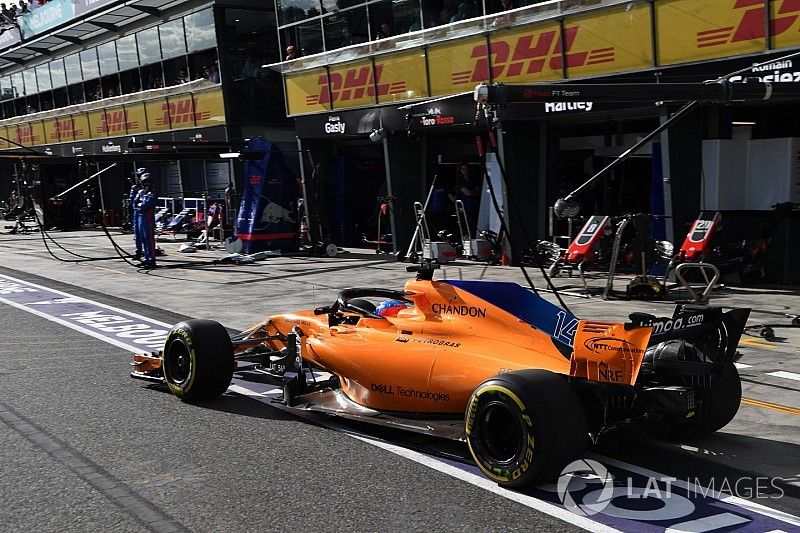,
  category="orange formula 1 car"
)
[132,263,749,487]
